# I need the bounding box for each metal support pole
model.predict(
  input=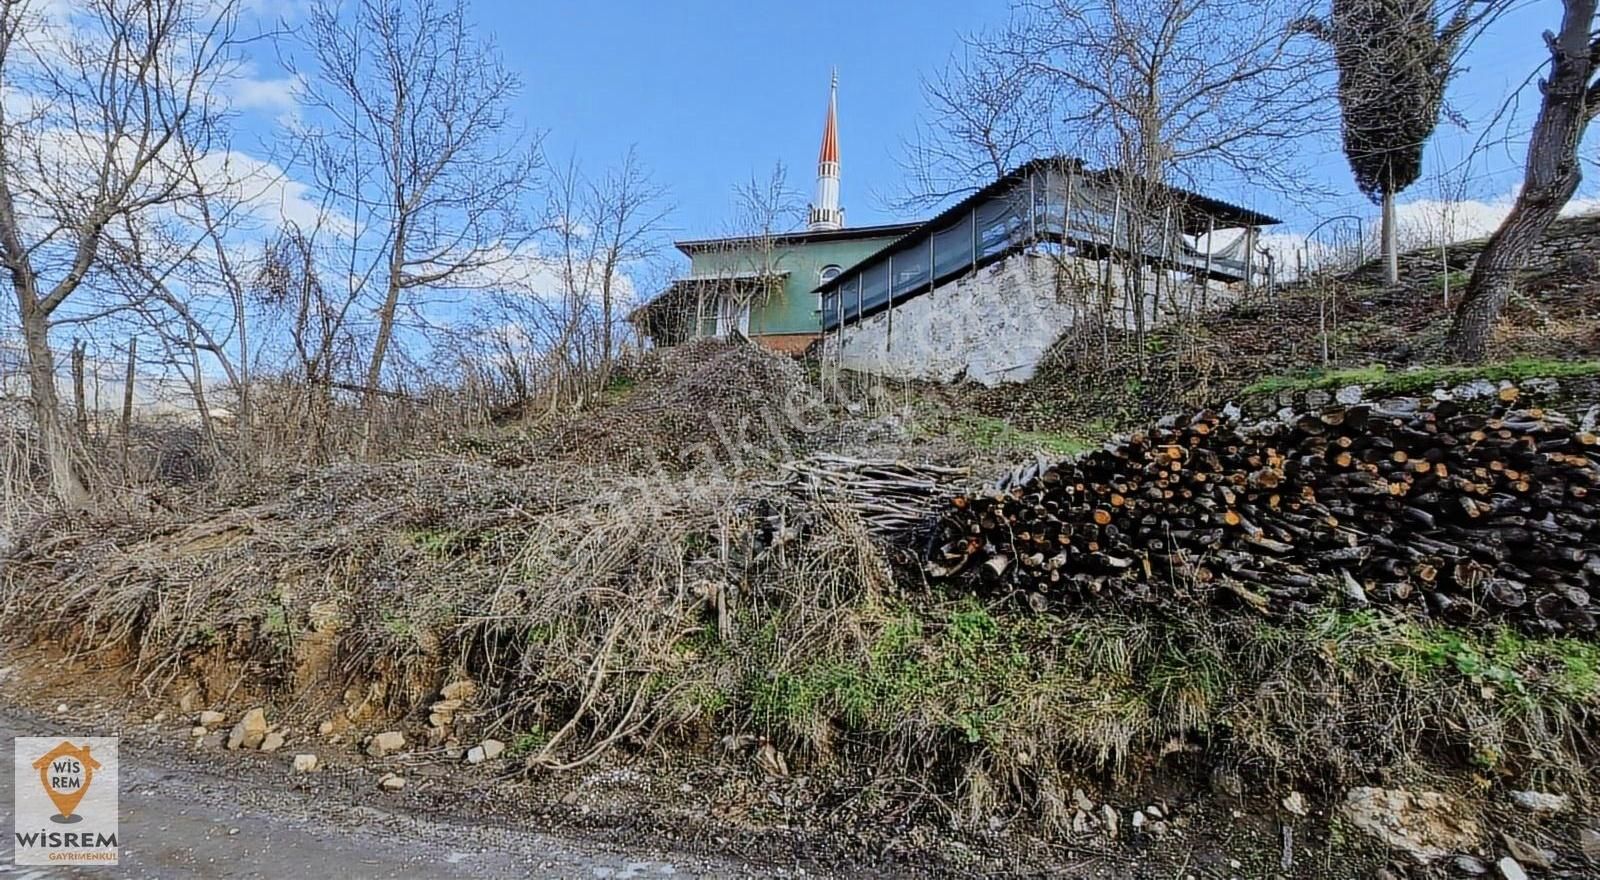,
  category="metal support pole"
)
[970,206,978,272]
[886,255,894,352]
